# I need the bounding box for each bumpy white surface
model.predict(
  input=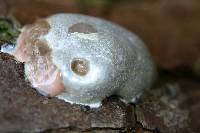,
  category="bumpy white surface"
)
[39,13,156,107]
